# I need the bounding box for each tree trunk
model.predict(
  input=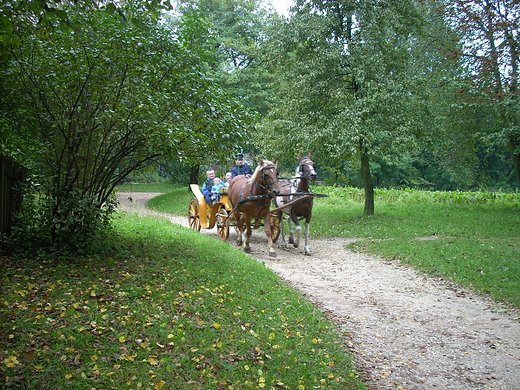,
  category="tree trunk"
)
[360,147,374,216]
[189,165,200,185]
[508,138,520,187]
[502,108,520,187]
